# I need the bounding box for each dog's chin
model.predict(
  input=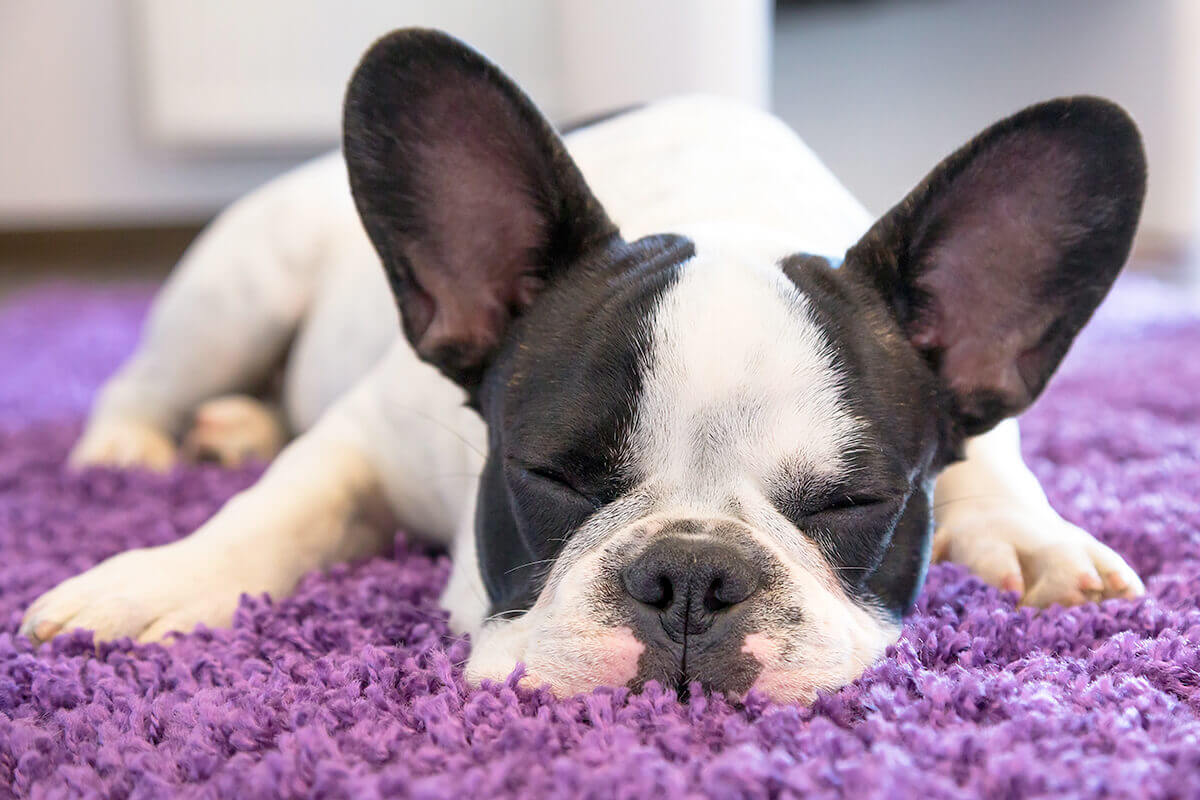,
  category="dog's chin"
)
[463,614,900,704]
